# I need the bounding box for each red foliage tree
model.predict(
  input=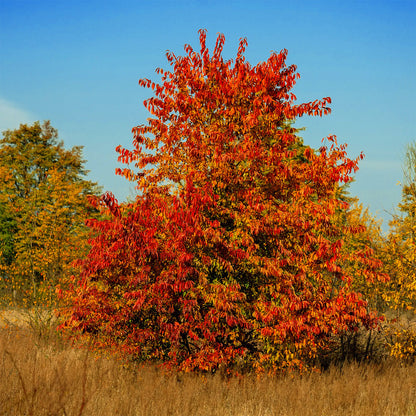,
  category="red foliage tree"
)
[58,30,386,373]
